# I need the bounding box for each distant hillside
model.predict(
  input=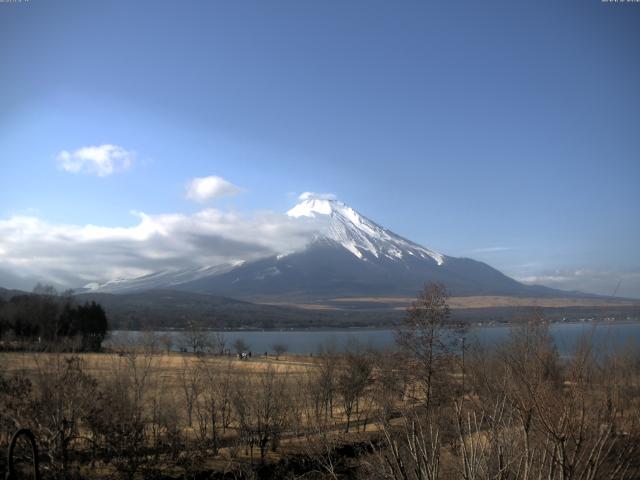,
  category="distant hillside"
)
[77,289,640,330]
[0,287,25,301]
[74,289,401,330]
[3,286,637,330]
